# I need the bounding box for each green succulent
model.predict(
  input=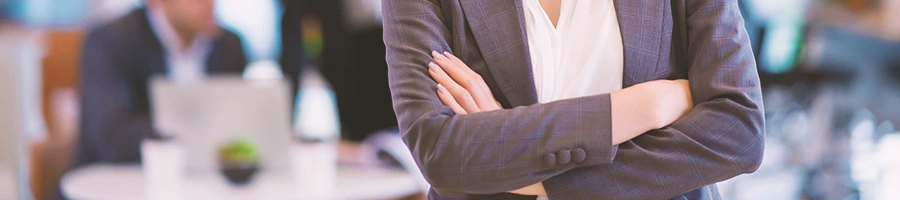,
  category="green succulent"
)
[218,138,260,164]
